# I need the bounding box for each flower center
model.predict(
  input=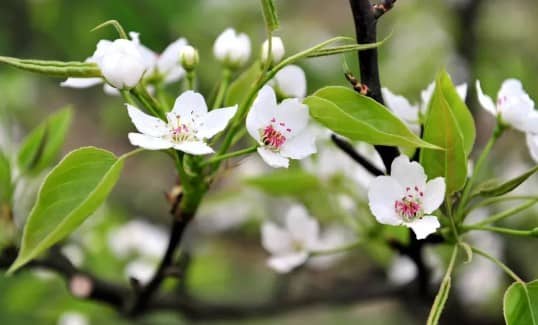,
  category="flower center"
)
[394,186,424,222]
[168,113,196,143]
[260,118,292,151]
